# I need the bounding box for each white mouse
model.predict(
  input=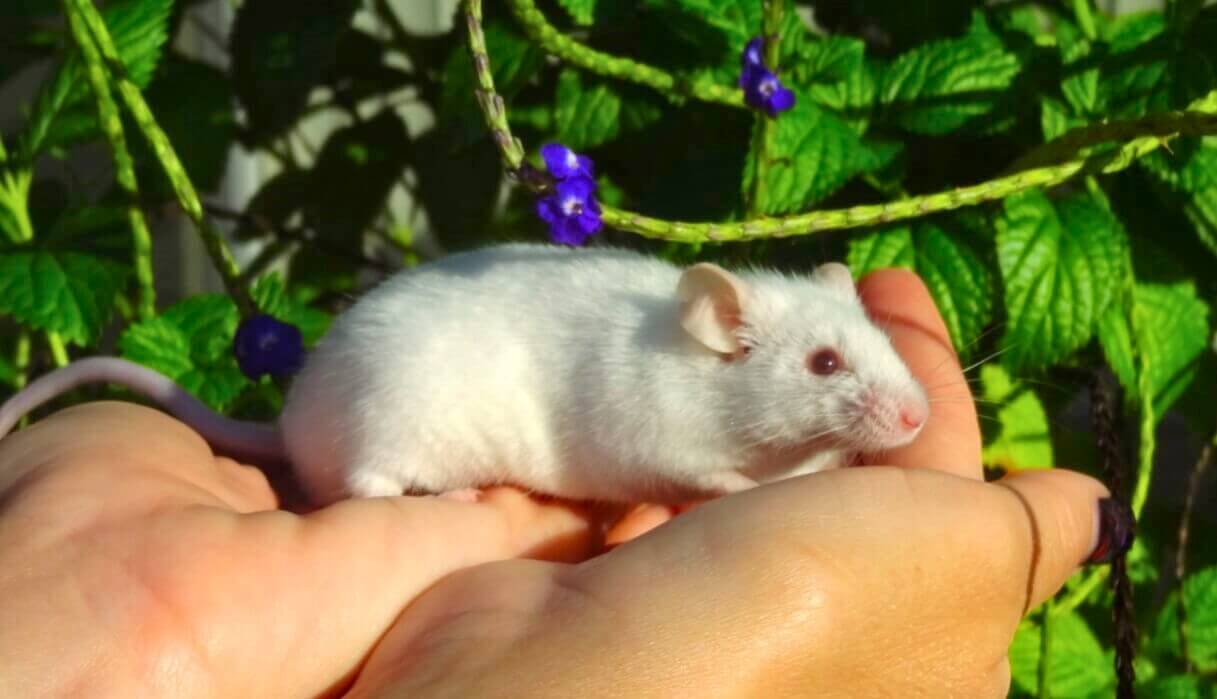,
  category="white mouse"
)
[0,243,929,505]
